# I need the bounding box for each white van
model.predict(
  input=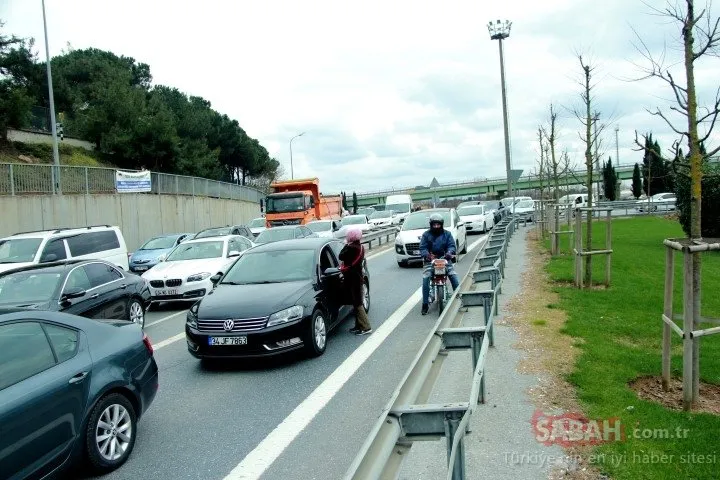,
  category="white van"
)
[558,193,590,209]
[384,194,414,223]
[0,225,129,274]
